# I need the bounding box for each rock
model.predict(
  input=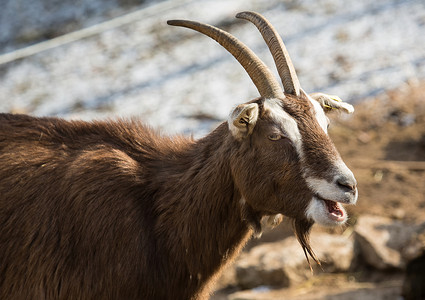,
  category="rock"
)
[234,233,354,289]
[235,237,305,289]
[310,232,355,273]
[354,215,404,269]
[402,229,425,262]
[354,215,425,270]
